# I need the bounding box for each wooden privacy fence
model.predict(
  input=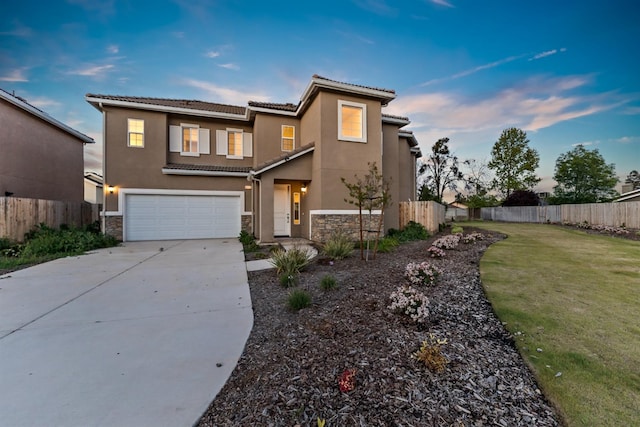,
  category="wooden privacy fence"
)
[399,201,445,234]
[481,201,640,229]
[0,197,100,242]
